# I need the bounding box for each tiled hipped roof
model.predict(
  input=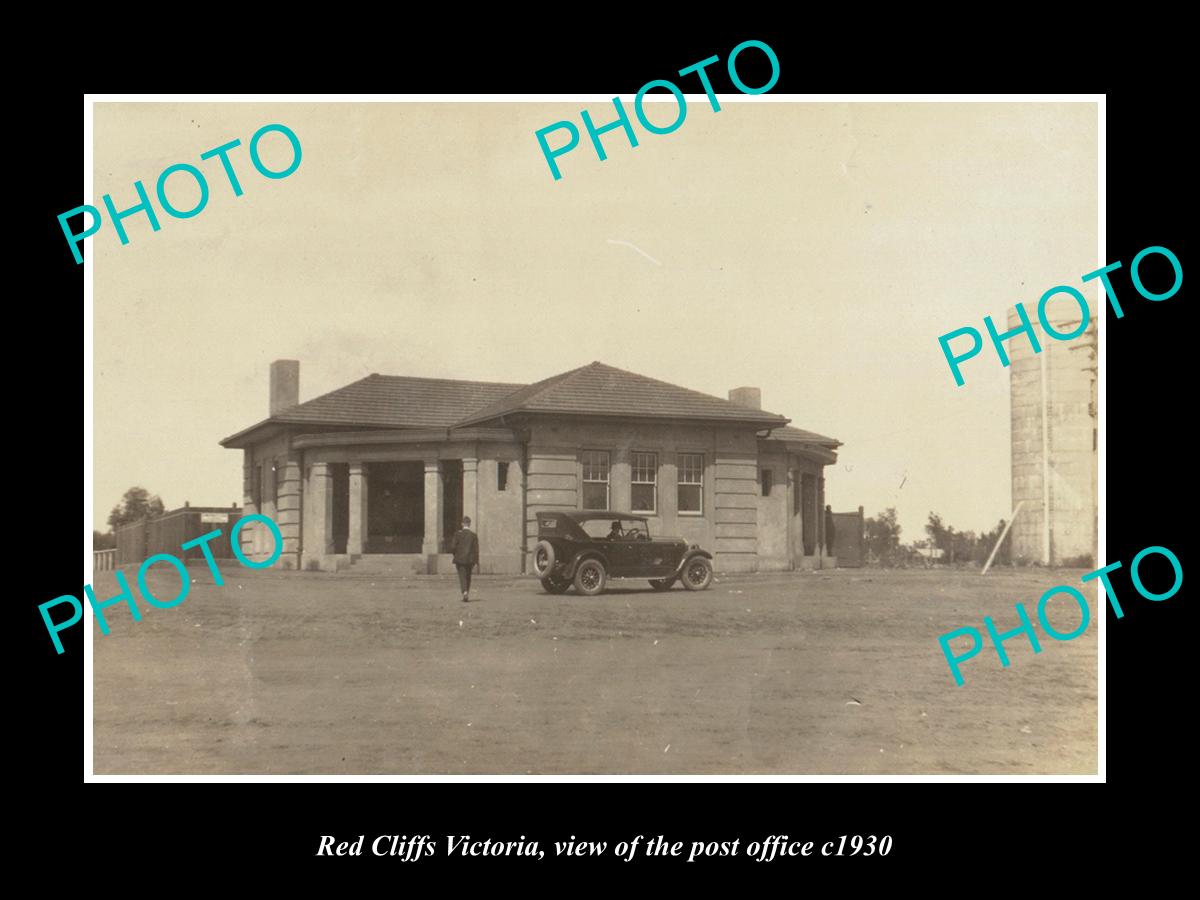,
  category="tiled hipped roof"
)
[263,374,523,429]
[767,425,841,448]
[456,362,789,427]
[220,361,839,446]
